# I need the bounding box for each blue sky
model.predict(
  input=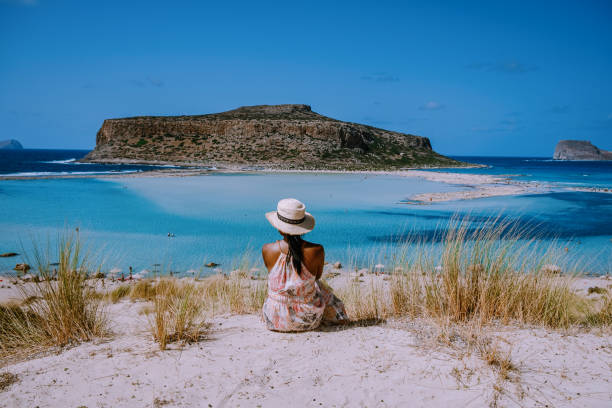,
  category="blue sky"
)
[1,0,610,156]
